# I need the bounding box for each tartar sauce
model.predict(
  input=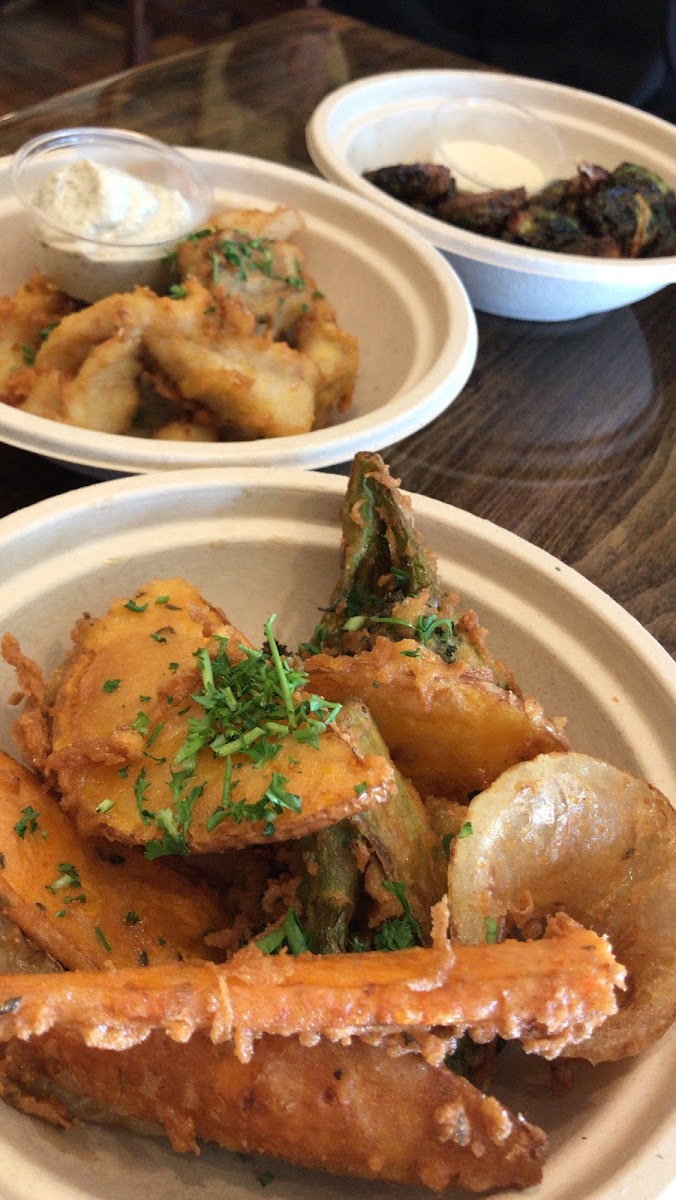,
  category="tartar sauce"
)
[34,158,192,243]
[30,159,195,302]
